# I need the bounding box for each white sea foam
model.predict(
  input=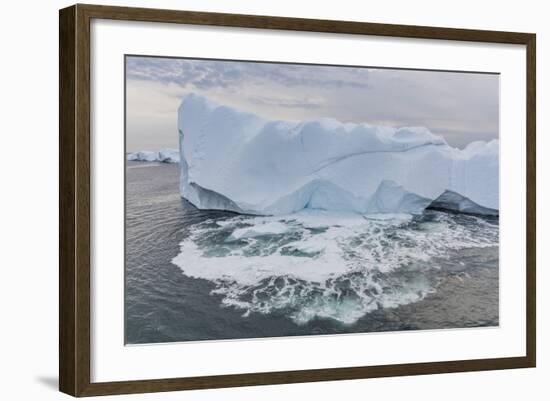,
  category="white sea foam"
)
[228,222,291,240]
[172,210,498,325]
